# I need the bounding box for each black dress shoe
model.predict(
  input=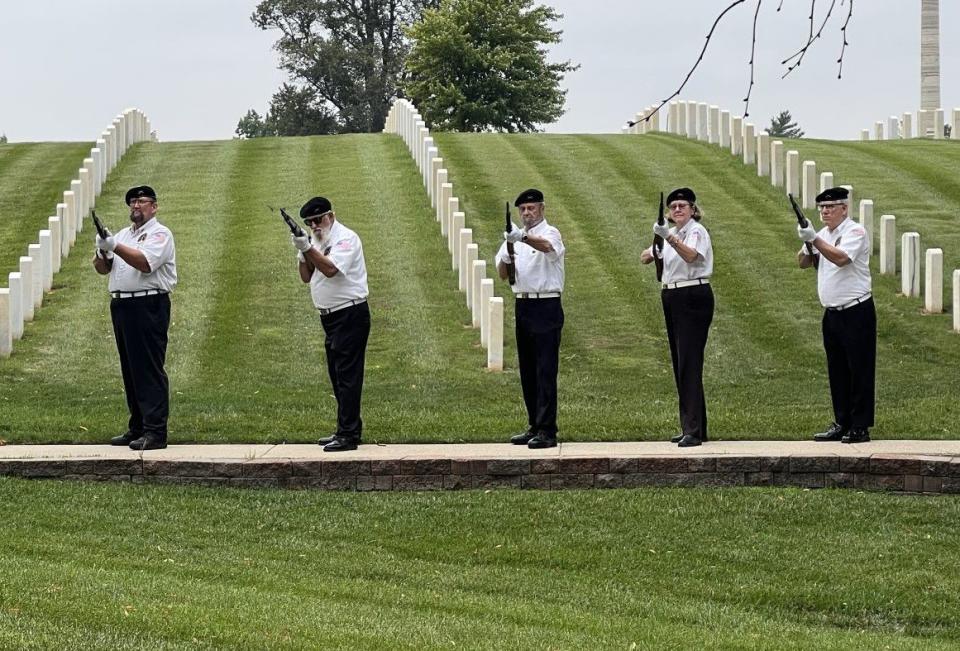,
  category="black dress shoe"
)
[841,428,871,444]
[129,435,167,451]
[677,434,701,447]
[670,433,683,443]
[323,436,359,452]
[510,430,536,445]
[110,431,141,446]
[317,433,337,445]
[813,422,848,442]
[527,433,557,449]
